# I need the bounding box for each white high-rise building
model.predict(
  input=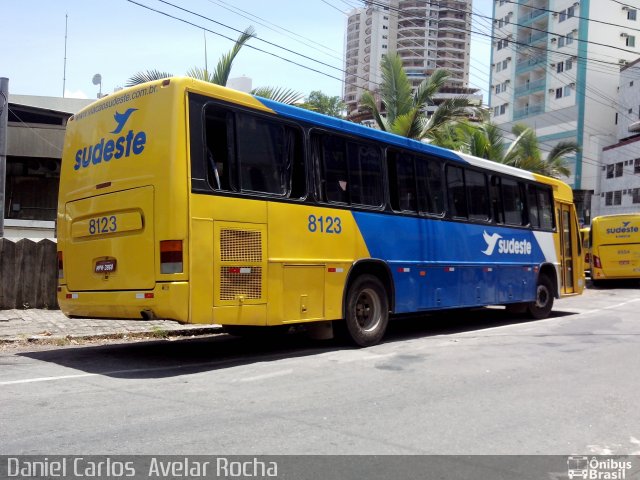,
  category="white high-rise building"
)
[344,0,474,122]
[490,0,640,222]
